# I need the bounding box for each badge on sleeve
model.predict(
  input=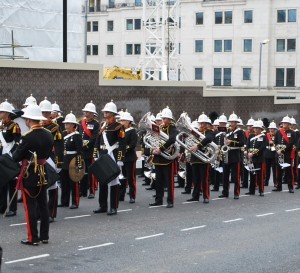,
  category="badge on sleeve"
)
[87,124,94,130]
[287,133,291,138]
